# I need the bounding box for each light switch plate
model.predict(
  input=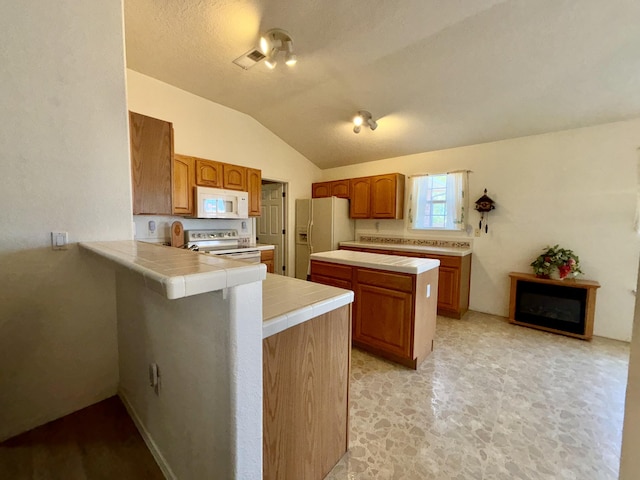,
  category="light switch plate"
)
[51,231,68,250]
